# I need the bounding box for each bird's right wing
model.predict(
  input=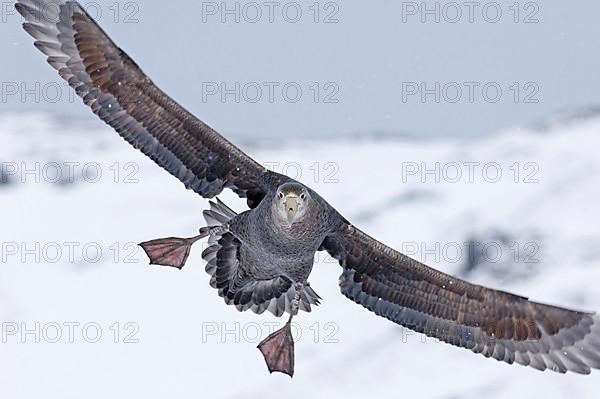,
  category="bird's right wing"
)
[320,223,600,374]
[16,0,287,207]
